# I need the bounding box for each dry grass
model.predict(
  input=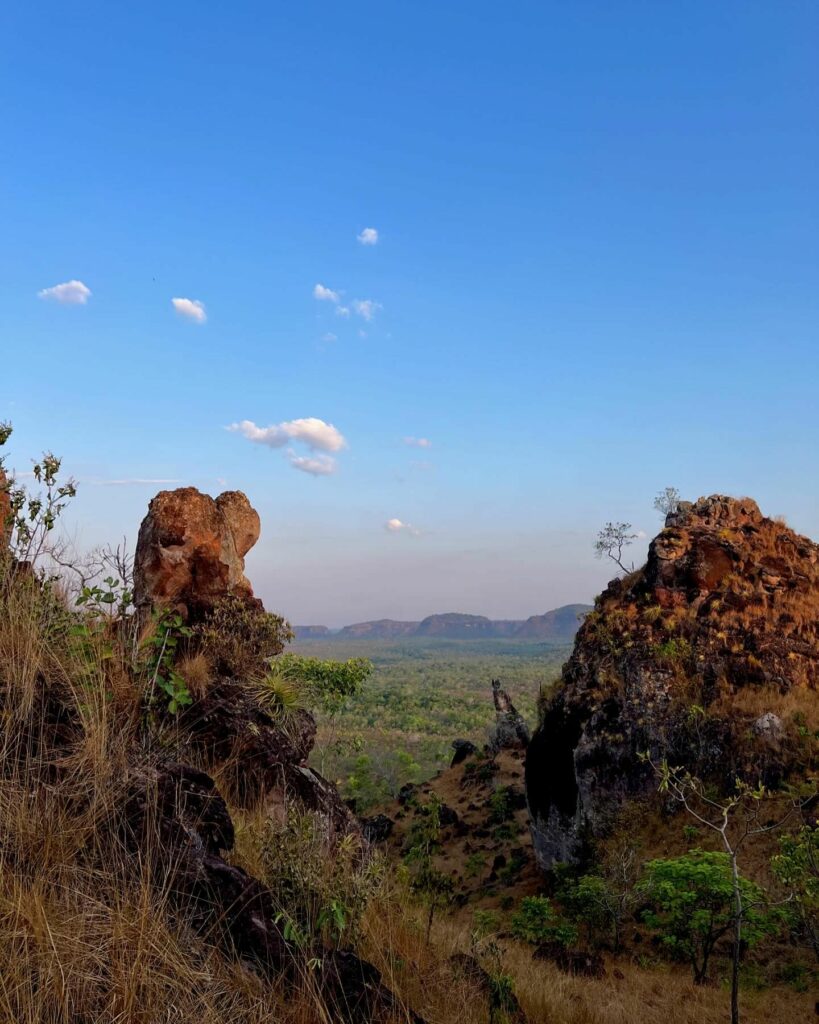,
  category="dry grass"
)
[0,557,813,1024]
